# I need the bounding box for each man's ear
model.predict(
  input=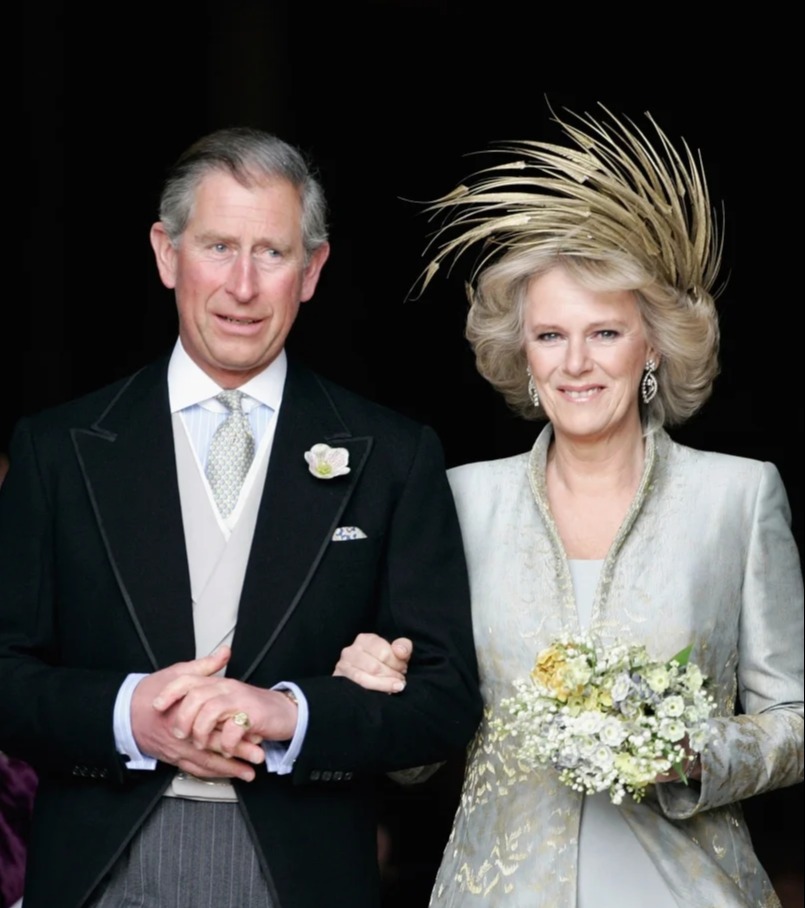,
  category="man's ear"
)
[150,222,178,289]
[300,242,331,302]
